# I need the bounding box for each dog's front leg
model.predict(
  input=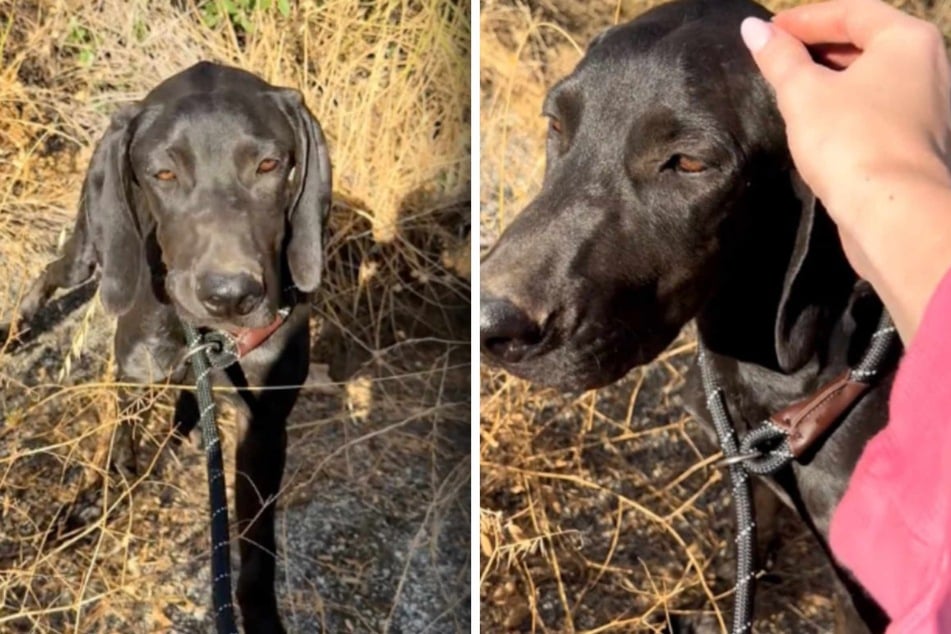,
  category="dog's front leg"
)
[234,394,294,634]
[230,310,308,633]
